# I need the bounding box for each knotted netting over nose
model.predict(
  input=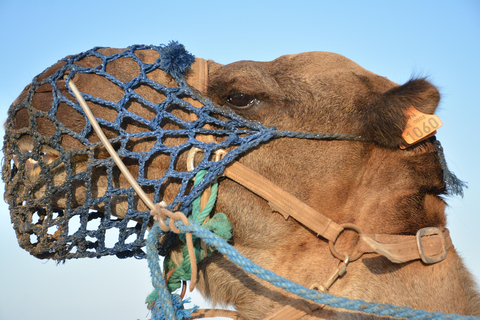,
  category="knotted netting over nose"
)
[2,42,368,261]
